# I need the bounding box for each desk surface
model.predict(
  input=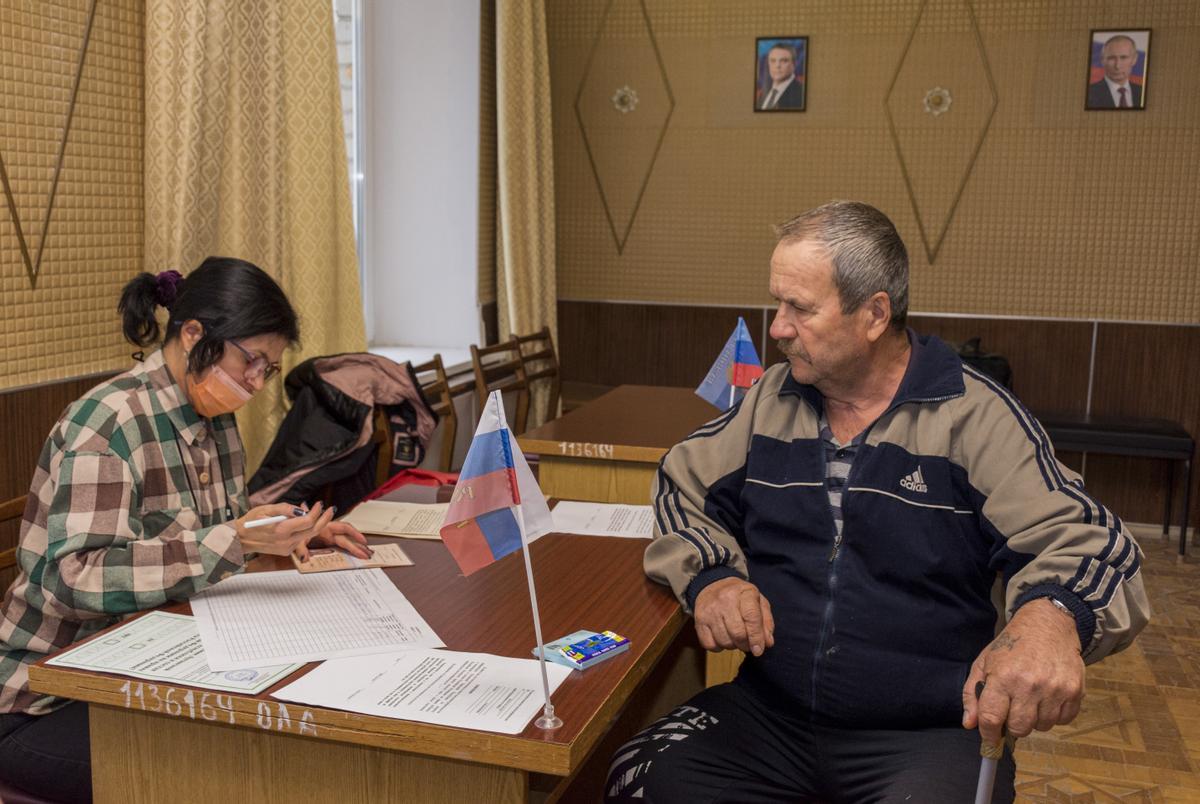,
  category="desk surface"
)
[518,385,720,464]
[29,533,684,777]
